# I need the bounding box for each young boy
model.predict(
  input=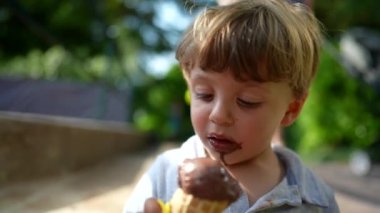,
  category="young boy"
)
[124,0,339,212]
